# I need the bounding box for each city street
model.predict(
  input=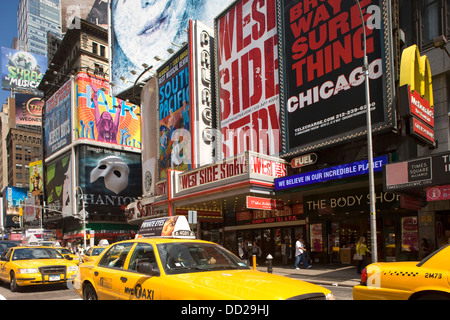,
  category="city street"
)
[0,279,354,300]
